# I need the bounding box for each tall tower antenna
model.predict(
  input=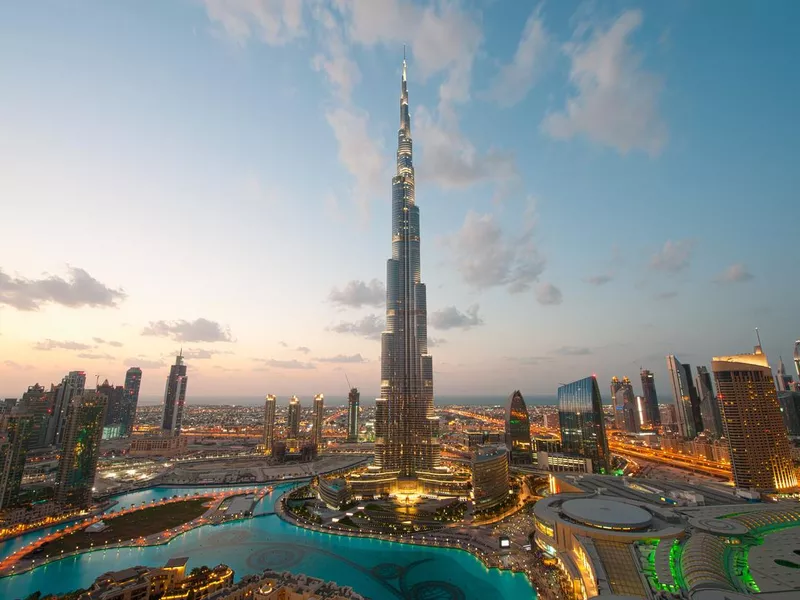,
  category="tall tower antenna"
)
[344,372,352,391]
[755,327,763,350]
